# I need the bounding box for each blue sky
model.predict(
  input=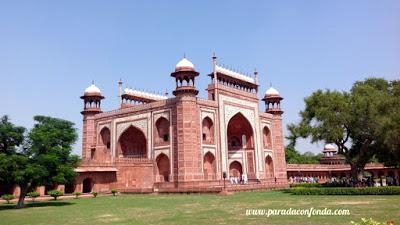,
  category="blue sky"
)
[1,1,399,155]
